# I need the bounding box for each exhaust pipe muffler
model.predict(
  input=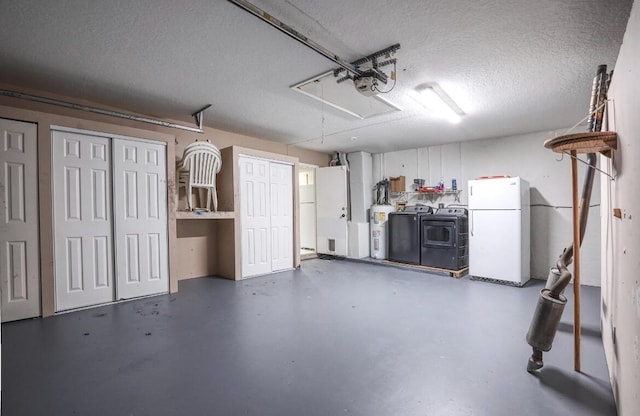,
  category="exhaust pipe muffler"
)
[527,289,567,352]
[526,288,567,371]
